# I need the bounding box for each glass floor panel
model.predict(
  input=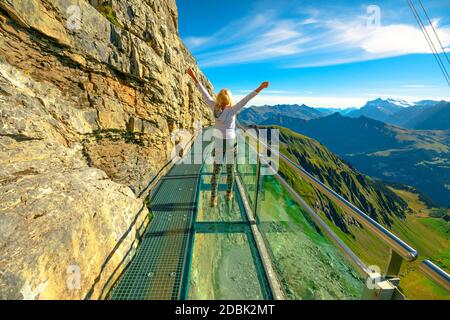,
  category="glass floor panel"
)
[110,134,366,300]
[197,165,246,223]
[257,175,364,300]
[187,168,272,300]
